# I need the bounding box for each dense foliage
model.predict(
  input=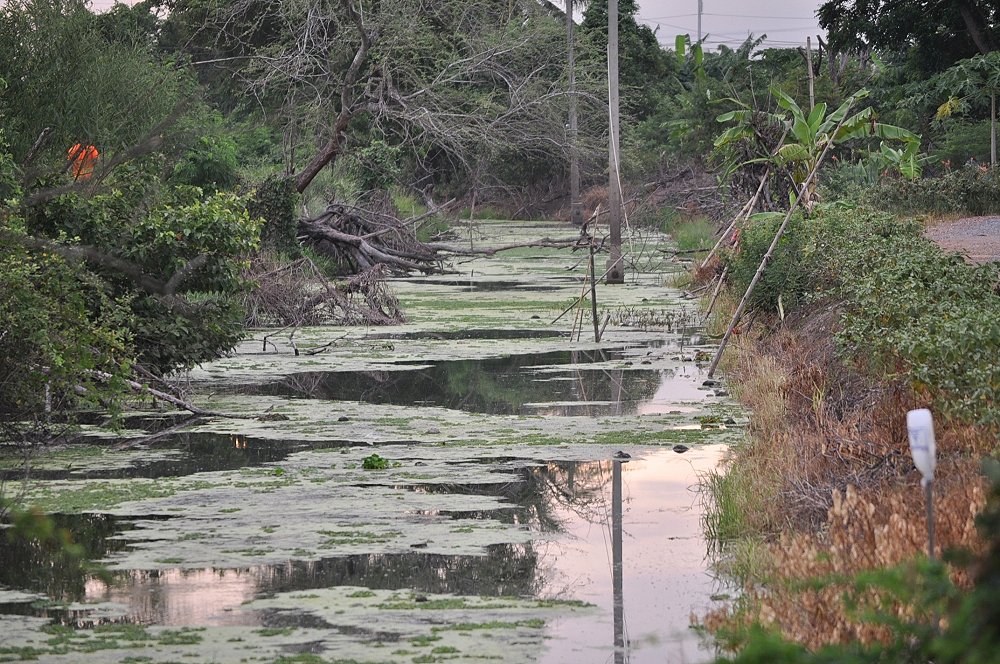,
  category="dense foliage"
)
[0,1,263,438]
[726,206,1000,429]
